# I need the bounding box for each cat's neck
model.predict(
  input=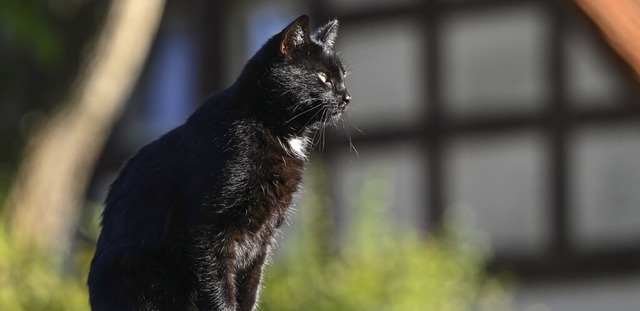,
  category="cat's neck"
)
[188,83,313,149]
